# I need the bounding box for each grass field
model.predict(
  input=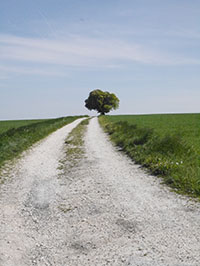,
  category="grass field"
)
[0,119,45,134]
[99,114,200,198]
[0,116,84,172]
